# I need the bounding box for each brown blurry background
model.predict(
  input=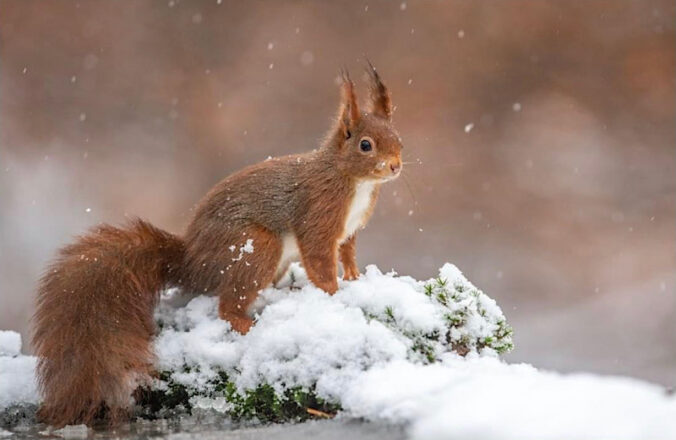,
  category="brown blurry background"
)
[1,1,674,385]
